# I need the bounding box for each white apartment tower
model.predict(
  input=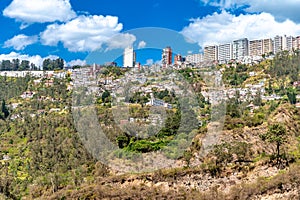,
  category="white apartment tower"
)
[262,38,273,55]
[232,38,249,60]
[186,53,203,64]
[123,47,136,68]
[249,39,263,57]
[248,38,273,57]
[285,35,294,51]
[273,35,283,54]
[204,45,218,62]
[218,43,232,63]
[273,35,294,54]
